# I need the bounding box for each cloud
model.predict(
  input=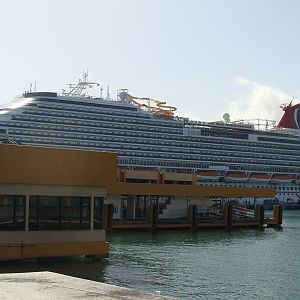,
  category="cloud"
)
[226,76,294,122]
[232,75,253,86]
